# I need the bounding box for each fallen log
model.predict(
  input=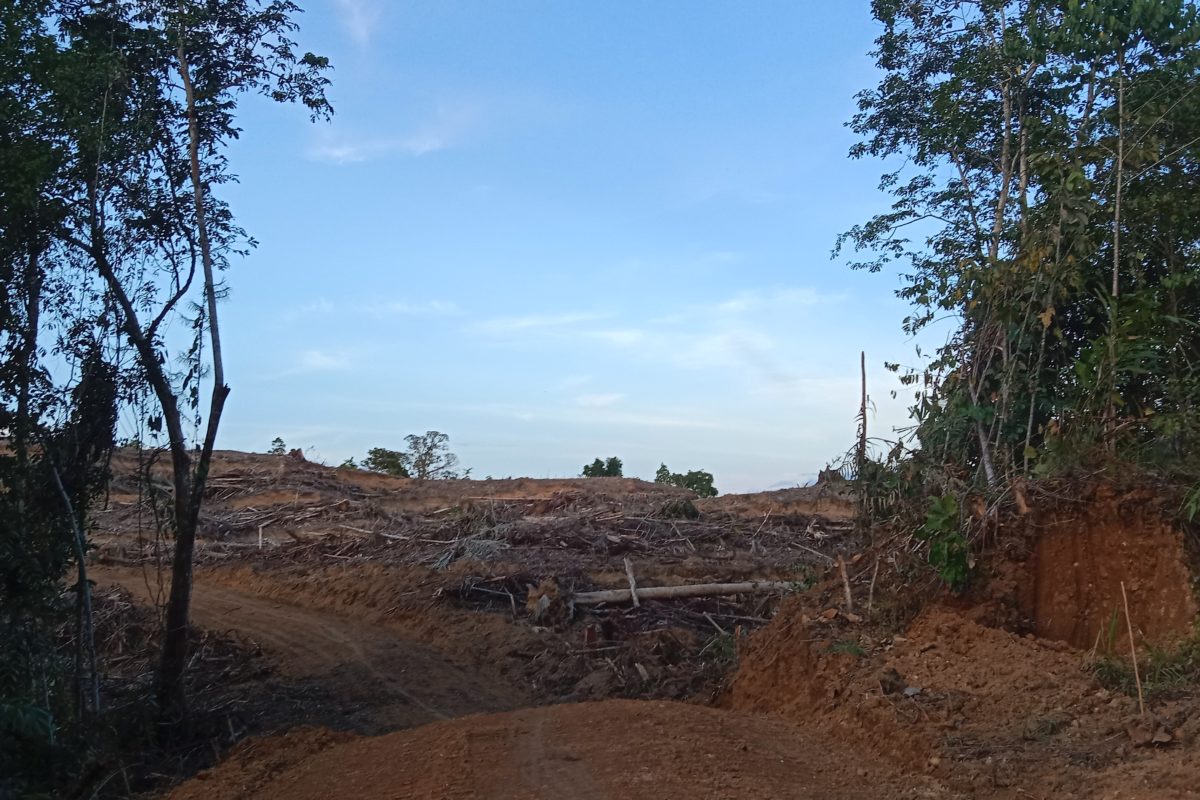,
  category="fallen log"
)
[572,580,797,606]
